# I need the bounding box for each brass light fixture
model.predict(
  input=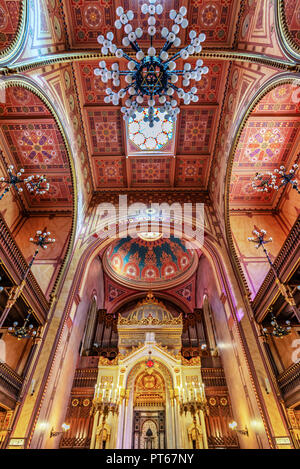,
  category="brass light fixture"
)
[7,312,39,340]
[50,423,70,438]
[261,308,292,339]
[0,165,49,201]
[248,228,299,322]
[229,421,249,436]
